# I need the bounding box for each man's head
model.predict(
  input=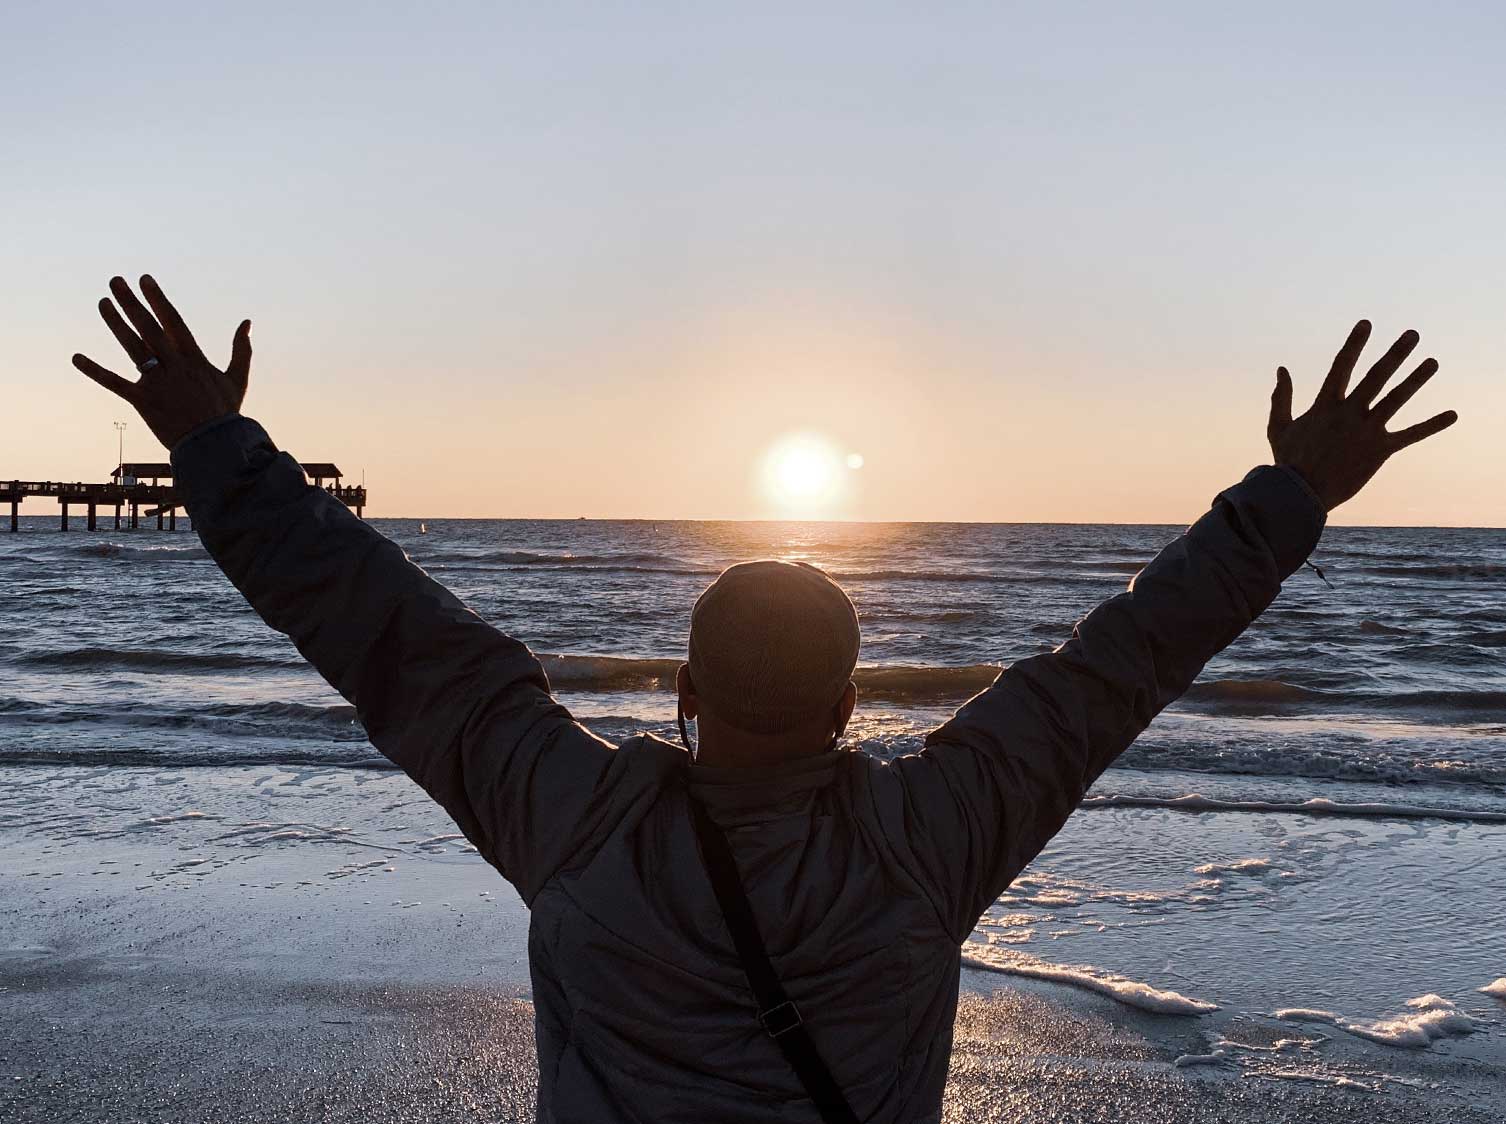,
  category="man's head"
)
[678,560,859,766]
